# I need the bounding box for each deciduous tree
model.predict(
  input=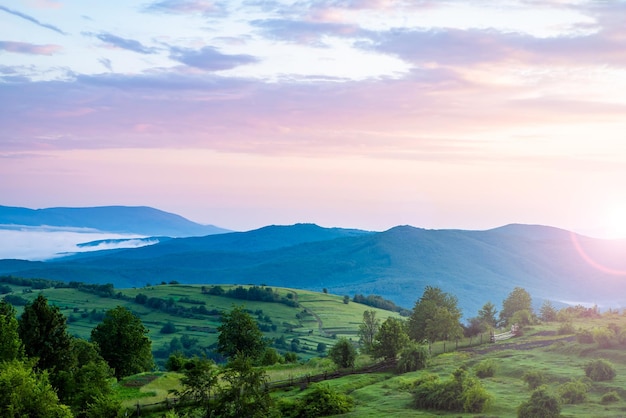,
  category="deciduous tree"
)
[500,287,532,326]
[0,299,23,362]
[328,337,357,369]
[372,317,409,360]
[217,306,266,361]
[91,306,154,379]
[408,286,462,343]
[358,310,380,354]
